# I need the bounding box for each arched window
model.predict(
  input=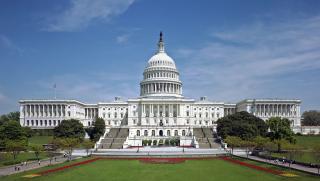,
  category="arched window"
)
[167,130,171,136]
[144,130,148,136]
[152,130,155,136]
[174,130,178,136]
[136,130,140,136]
[31,120,34,126]
[36,120,38,126]
[40,120,43,126]
[27,120,29,126]
[54,120,56,126]
[49,120,52,126]
[182,130,186,136]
